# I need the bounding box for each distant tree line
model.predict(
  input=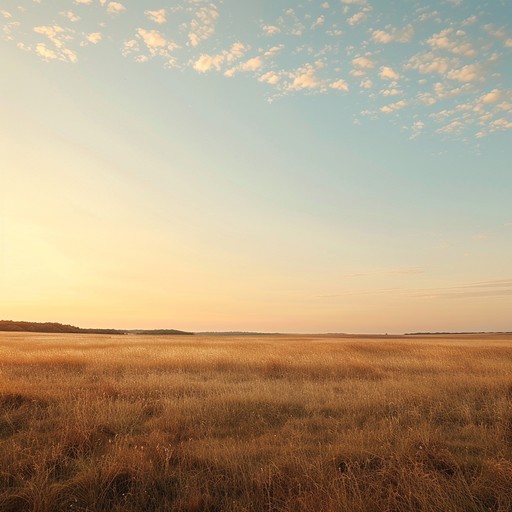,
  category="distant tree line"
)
[0,321,193,335]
